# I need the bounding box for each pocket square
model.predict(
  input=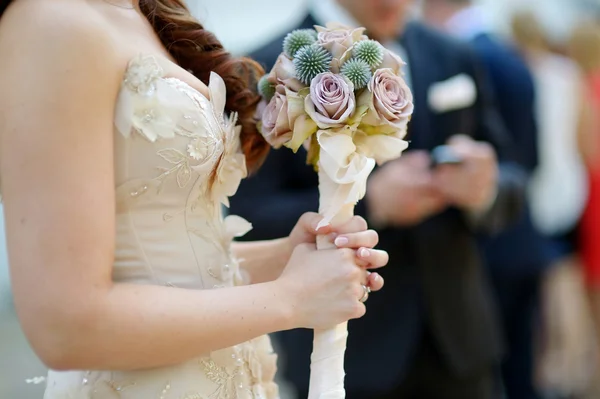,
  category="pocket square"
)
[428,74,477,113]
